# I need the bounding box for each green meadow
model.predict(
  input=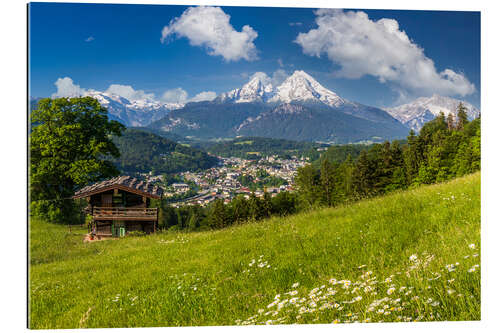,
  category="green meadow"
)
[29,172,480,328]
